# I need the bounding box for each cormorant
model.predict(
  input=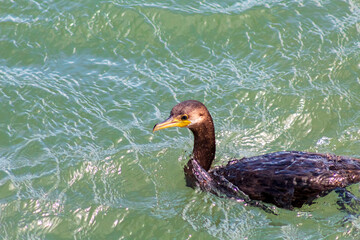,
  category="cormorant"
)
[153,100,360,209]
